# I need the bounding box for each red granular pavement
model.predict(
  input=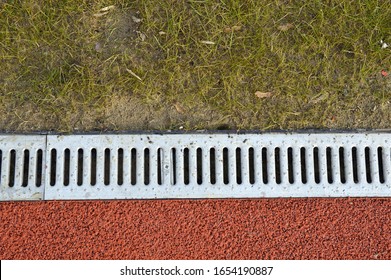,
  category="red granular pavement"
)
[1,199,390,259]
